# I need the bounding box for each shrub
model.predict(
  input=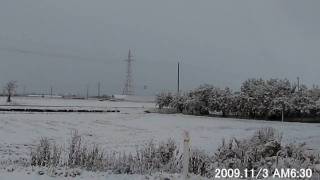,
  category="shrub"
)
[31,137,61,167]
[188,149,212,176]
[212,127,319,178]
[30,134,181,174]
[155,92,173,109]
[156,78,320,121]
[31,131,105,171]
[67,131,105,171]
[109,139,181,174]
[29,128,320,178]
